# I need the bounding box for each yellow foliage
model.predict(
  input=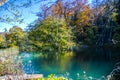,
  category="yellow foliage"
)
[0,34,3,43]
[76,5,92,26]
[111,12,117,21]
